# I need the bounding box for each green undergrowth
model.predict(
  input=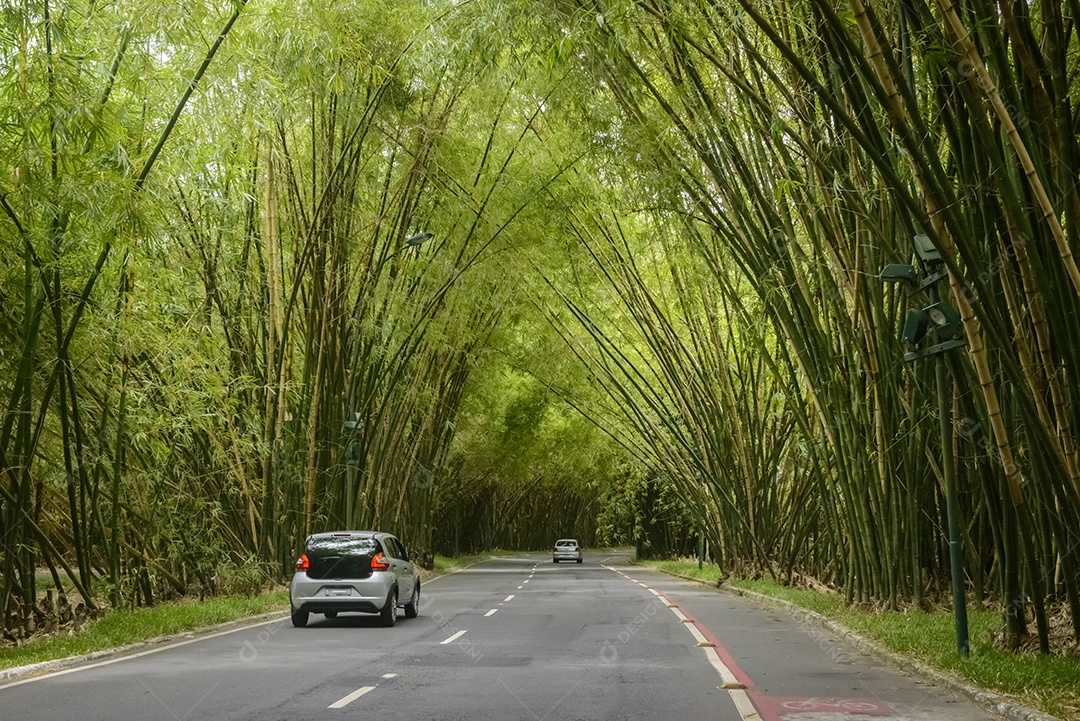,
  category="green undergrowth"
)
[641,559,726,585]
[642,560,1080,720]
[0,588,289,672]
